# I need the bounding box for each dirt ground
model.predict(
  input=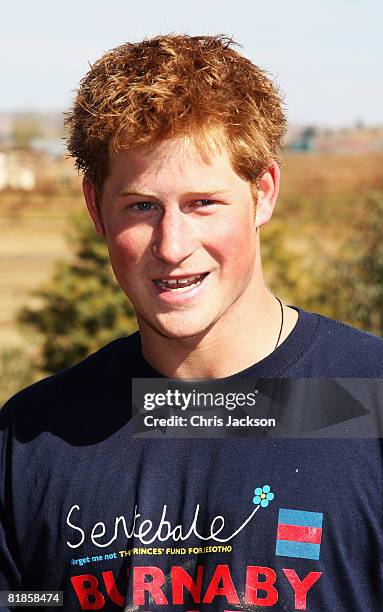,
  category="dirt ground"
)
[0,194,81,350]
